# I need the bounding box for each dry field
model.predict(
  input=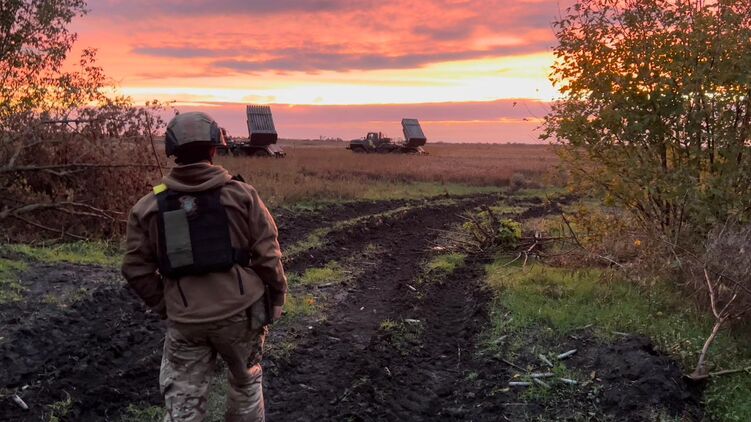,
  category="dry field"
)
[218,142,560,206]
